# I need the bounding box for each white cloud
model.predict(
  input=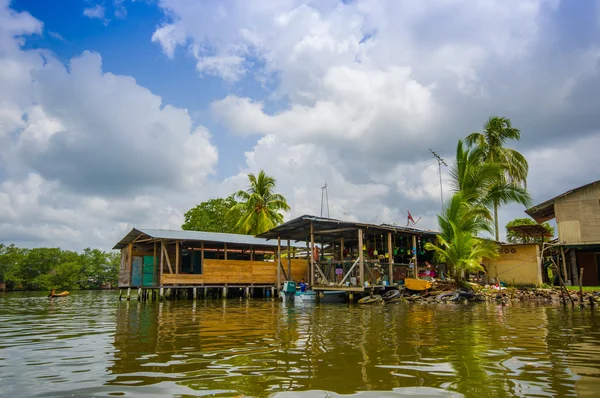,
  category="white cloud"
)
[155,0,600,225]
[83,4,106,20]
[152,23,186,59]
[0,2,219,250]
[2,0,600,251]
